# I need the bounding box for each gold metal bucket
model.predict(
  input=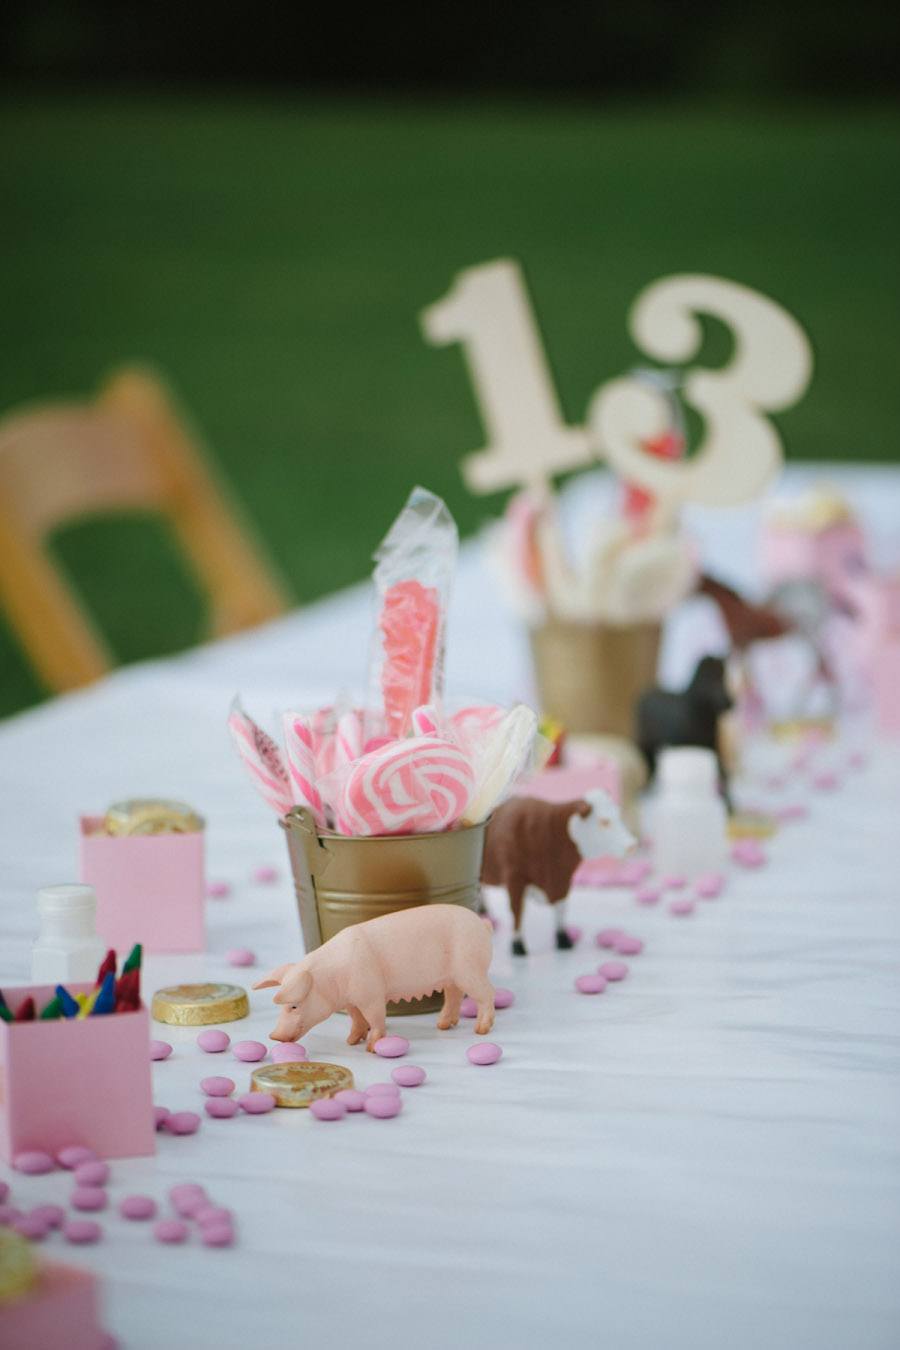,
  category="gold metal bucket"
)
[530,617,661,738]
[280,807,487,1015]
